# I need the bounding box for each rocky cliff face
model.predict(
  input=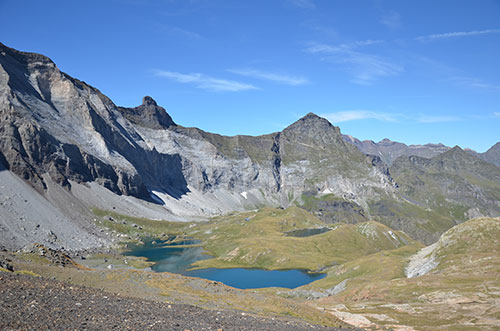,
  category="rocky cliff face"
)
[0,42,394,213]
[0,43,152,199]
[1,42,499,247]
